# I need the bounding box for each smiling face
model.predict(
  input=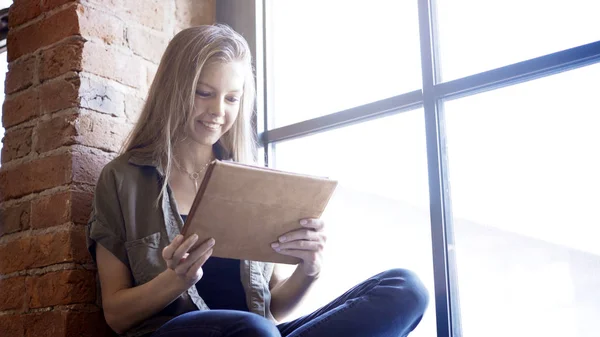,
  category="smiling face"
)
[186,61,245,147]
